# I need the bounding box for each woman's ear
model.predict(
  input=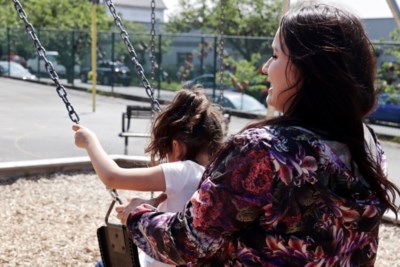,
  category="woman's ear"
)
[172,140,187,161]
